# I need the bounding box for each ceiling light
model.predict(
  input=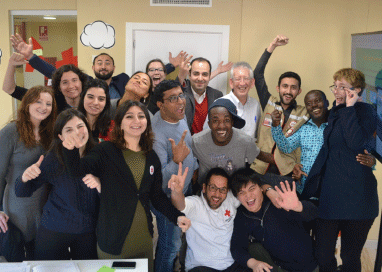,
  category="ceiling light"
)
[43,16,56,20]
